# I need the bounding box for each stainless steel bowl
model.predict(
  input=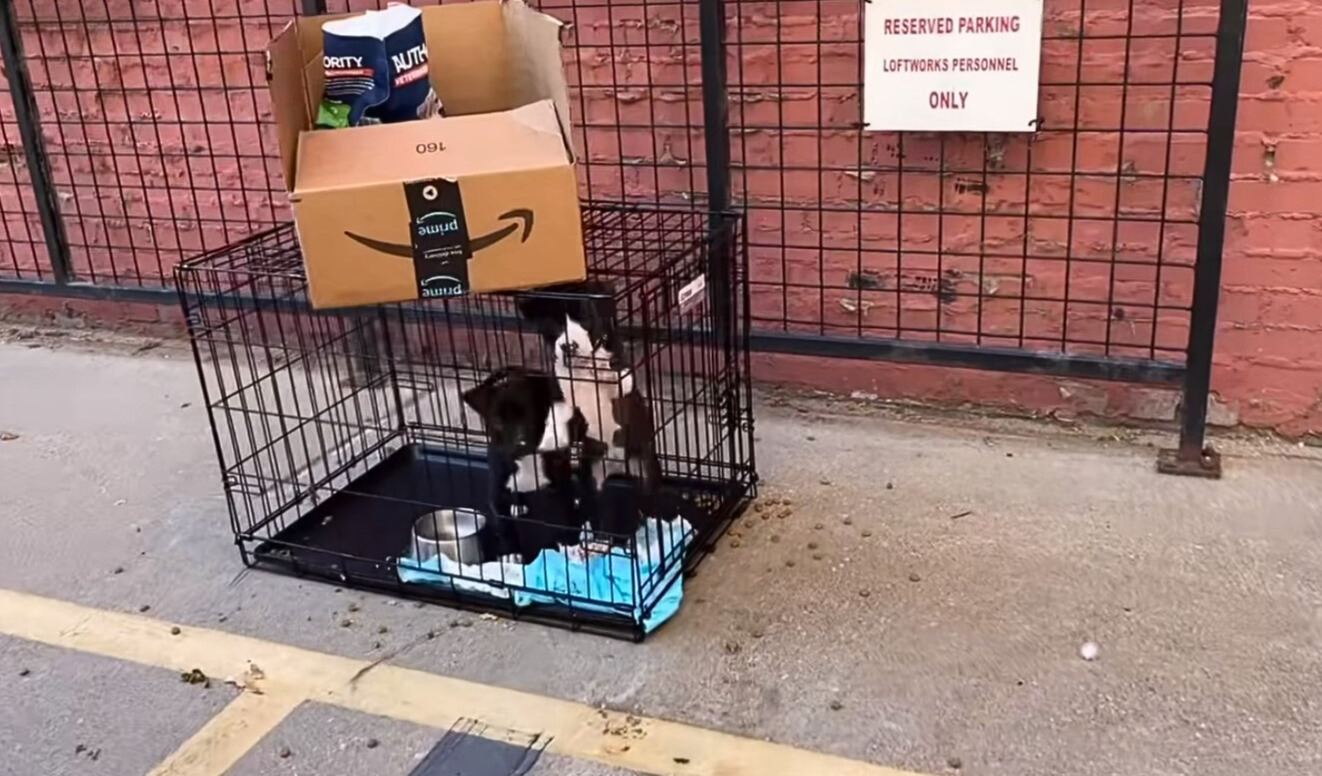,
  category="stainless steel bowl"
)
[410,508,486,566]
